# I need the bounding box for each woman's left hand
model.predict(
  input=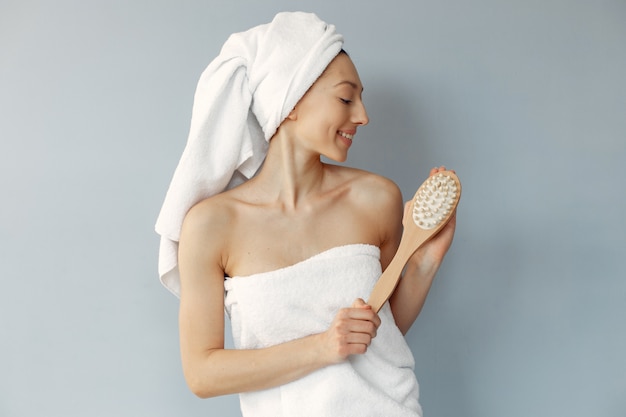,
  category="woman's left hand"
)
[404,166,458,271]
